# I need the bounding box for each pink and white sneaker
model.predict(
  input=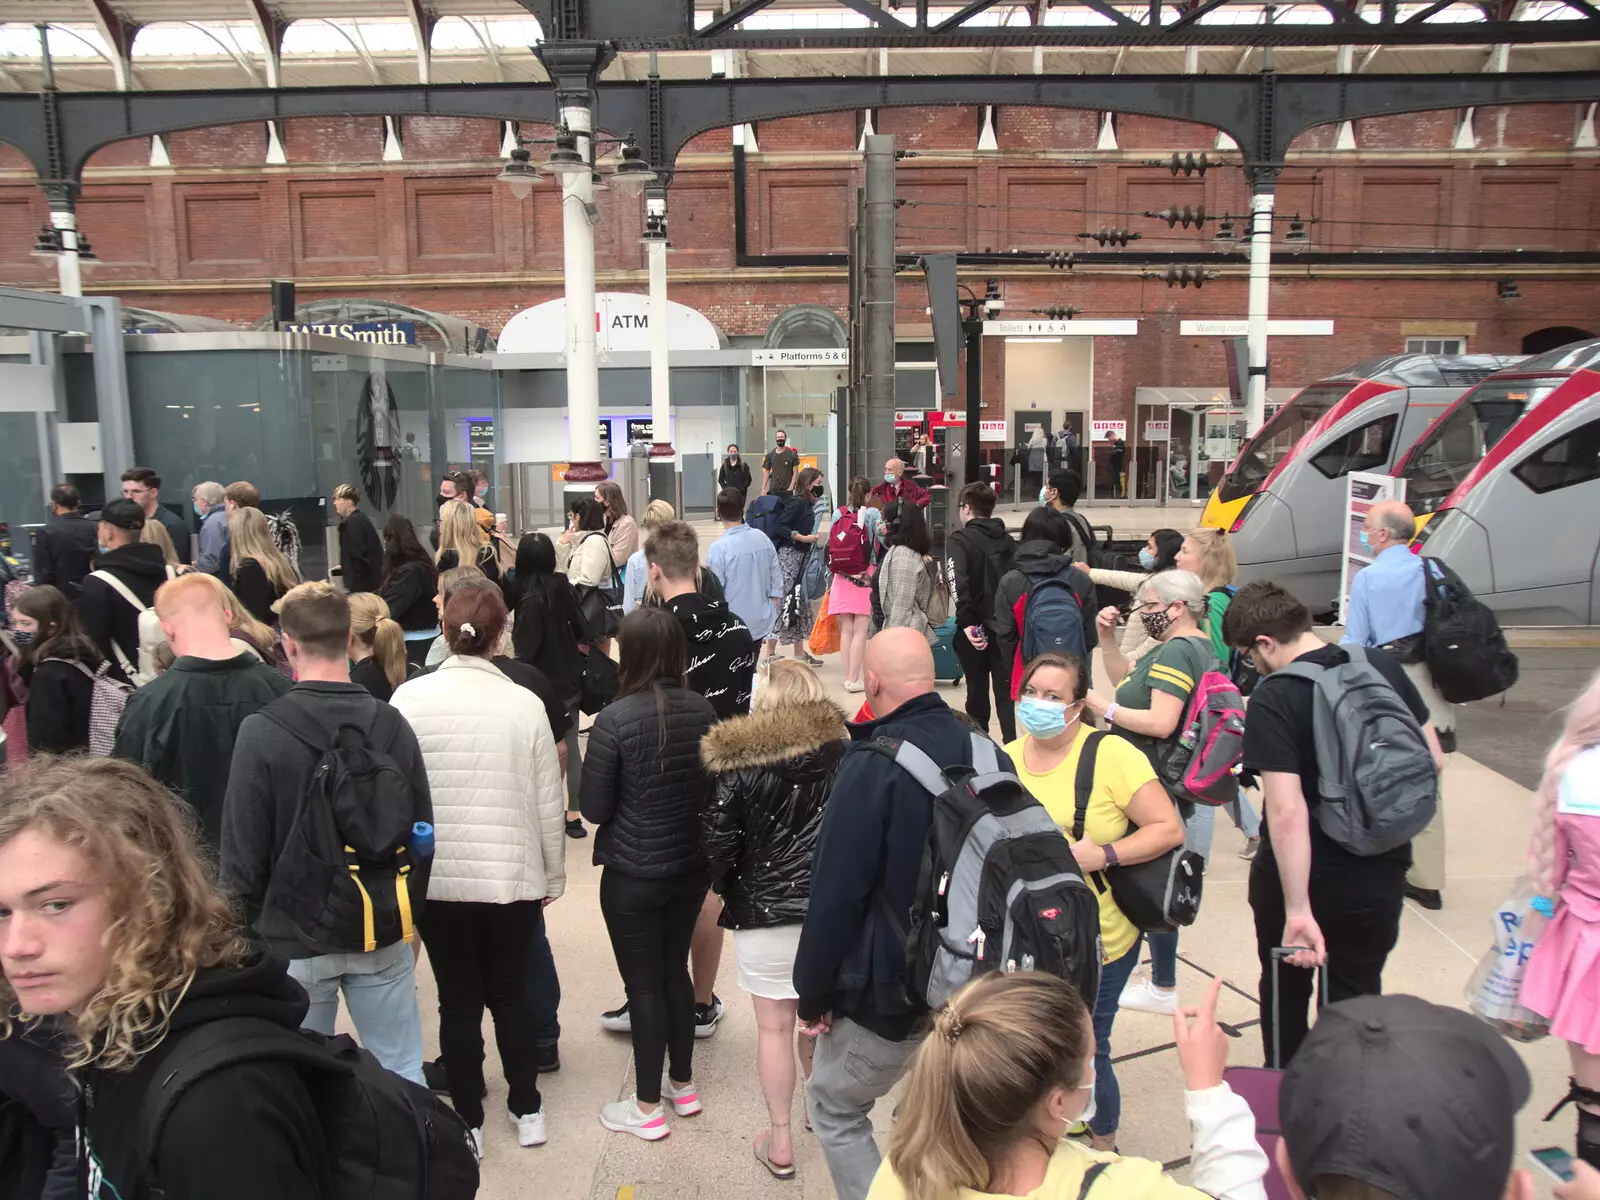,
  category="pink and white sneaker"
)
[662,1075,703,1117]
[599,1095,670,1141]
